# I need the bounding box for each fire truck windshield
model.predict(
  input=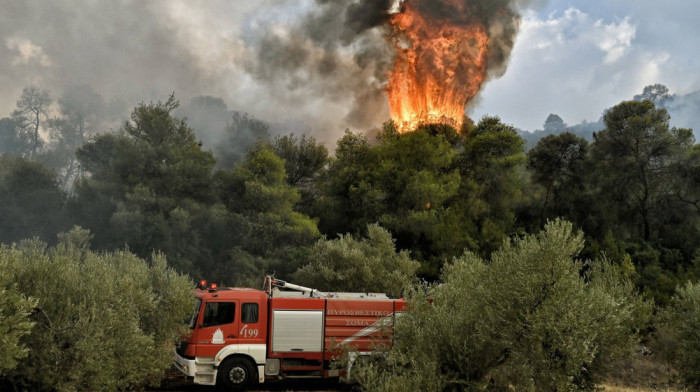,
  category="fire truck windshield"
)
[187,298,202,329]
